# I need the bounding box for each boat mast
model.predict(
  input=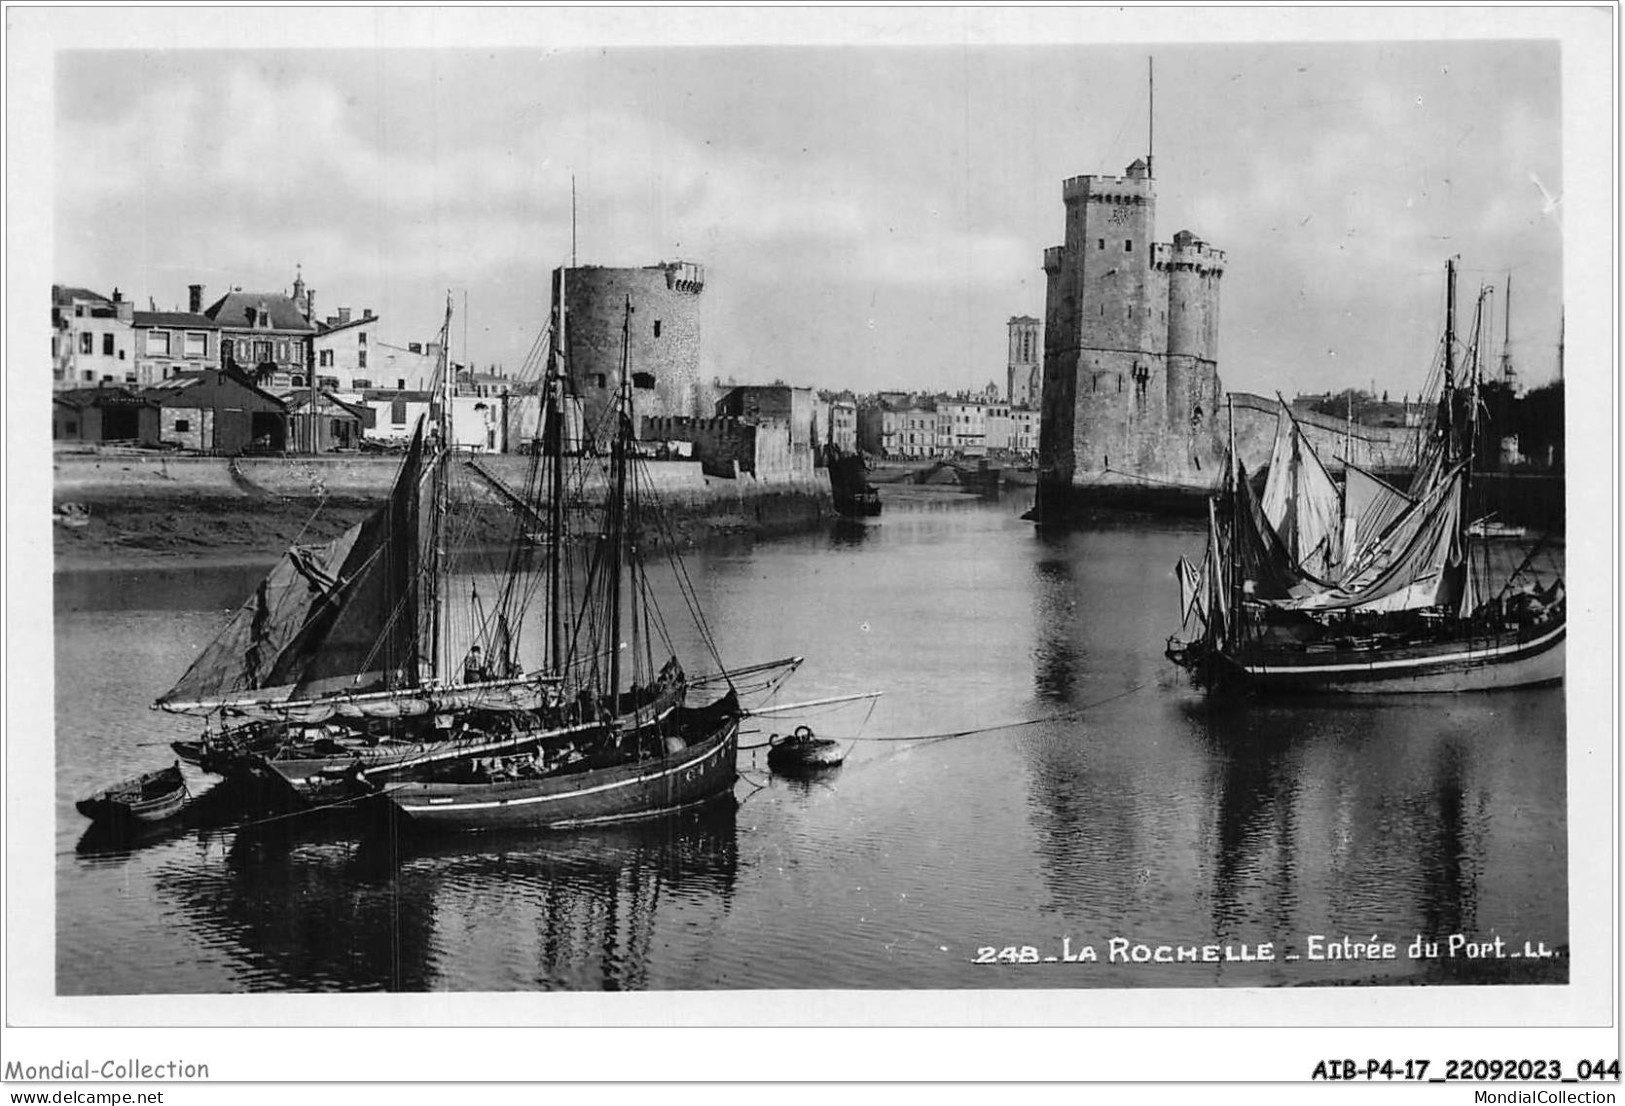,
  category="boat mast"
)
[1499,274,1515,388]
[1443,258,1457,465]
[548,269,568,679]
[1463,284,1489,610]
[1226,392,1240,651]
[429,294,453,685]
[606,296,633,704]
